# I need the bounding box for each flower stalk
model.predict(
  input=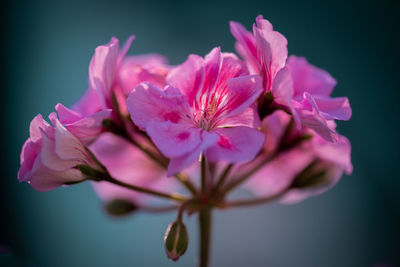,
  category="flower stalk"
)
[199,206,212,267]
